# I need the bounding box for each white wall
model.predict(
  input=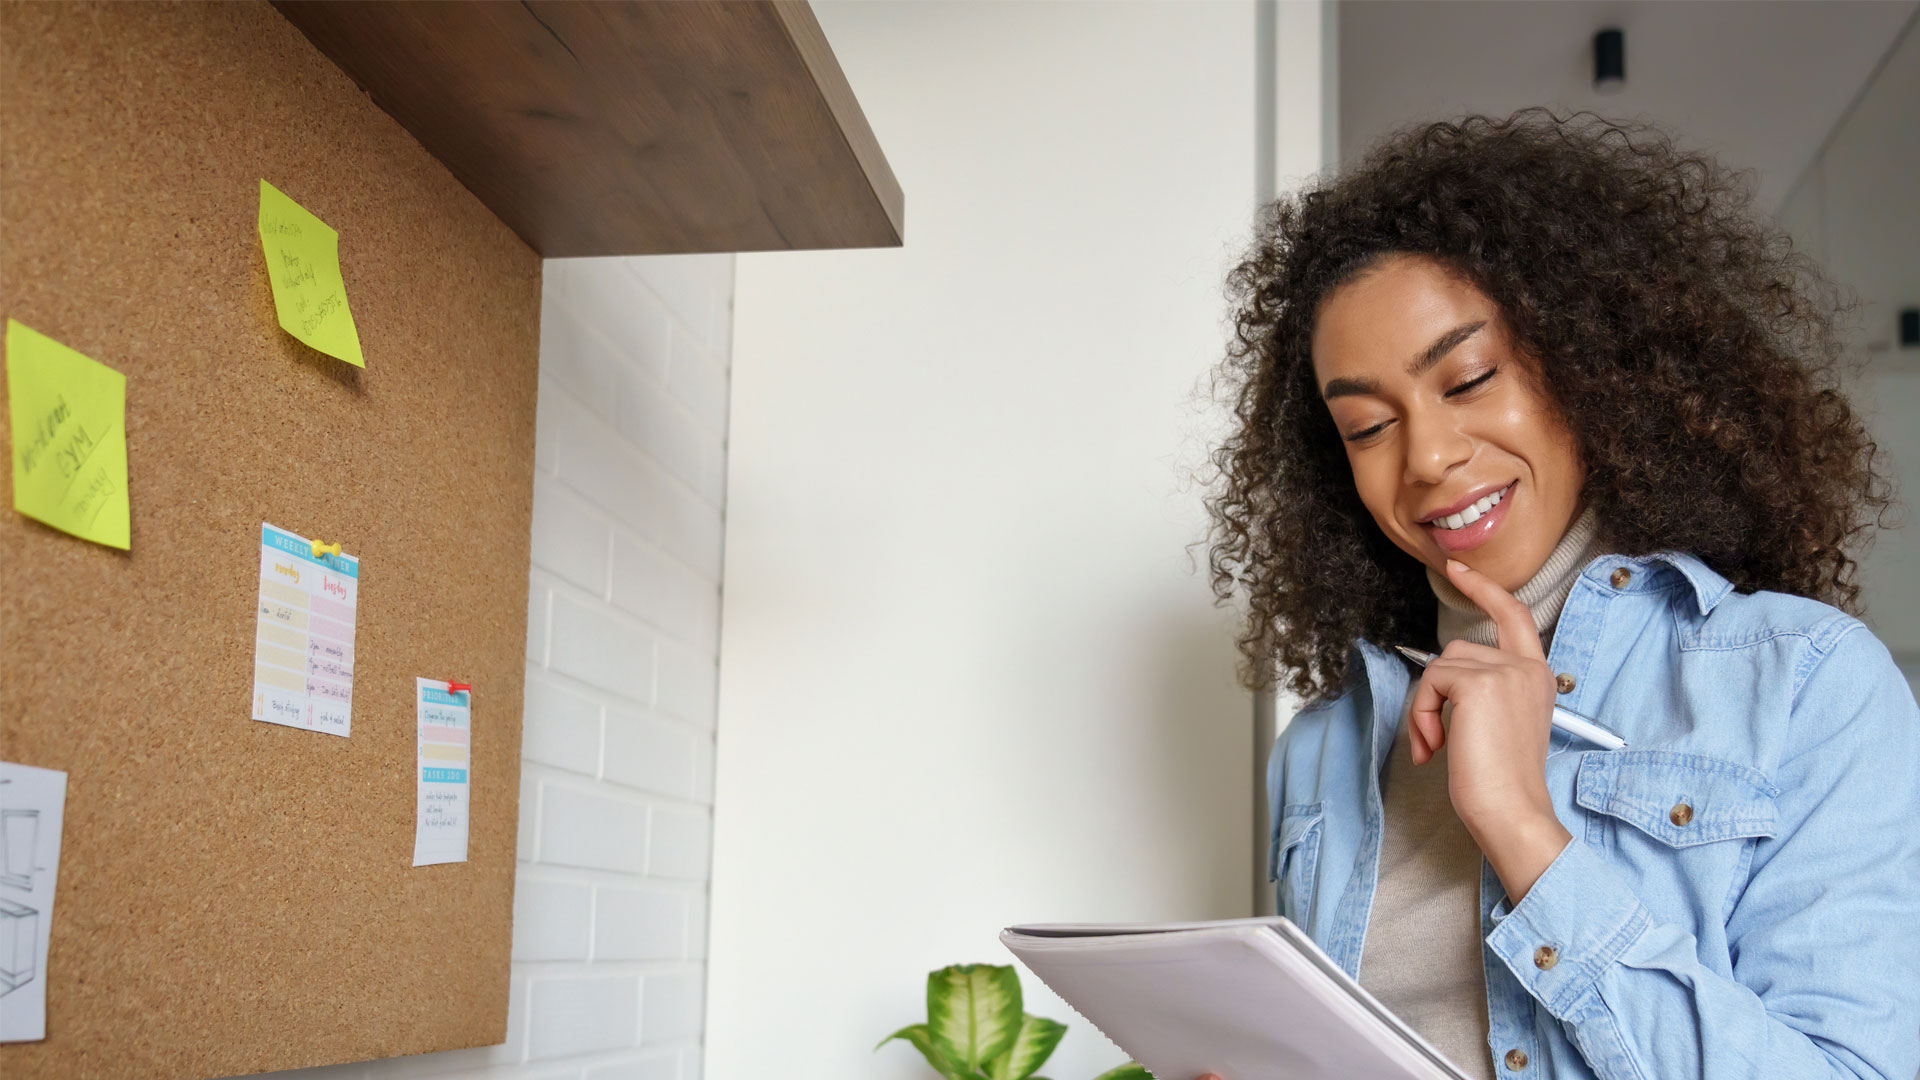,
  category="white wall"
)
[1253,0,1339,917]
[709,3,1316,1077]
[246,254,734,1080]
[1776,19,1920,663]
[1336,0,1917,214]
